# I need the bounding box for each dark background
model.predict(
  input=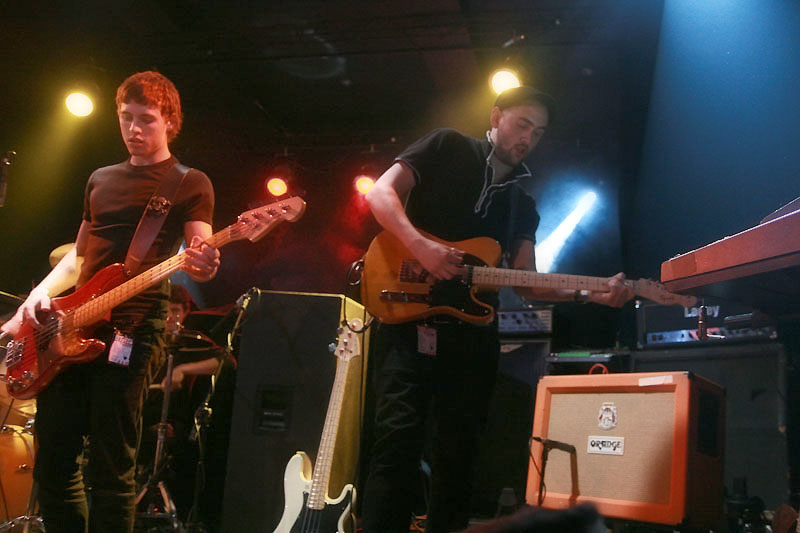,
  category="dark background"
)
[1,0,799,349]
